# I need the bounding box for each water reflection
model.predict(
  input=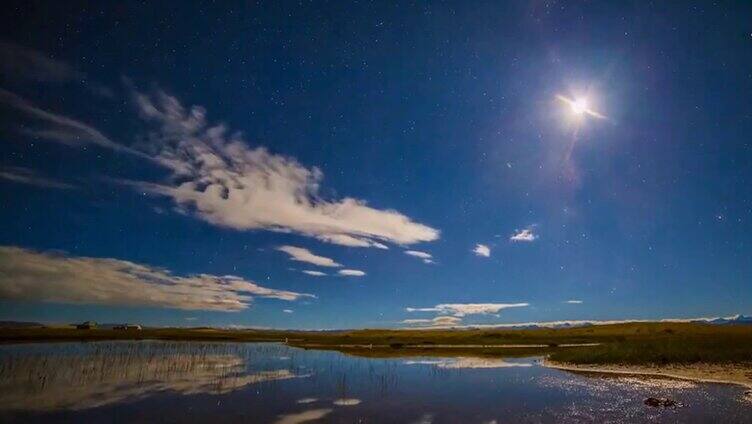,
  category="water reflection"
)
[0,342,307,411]
[0,341,749,423]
